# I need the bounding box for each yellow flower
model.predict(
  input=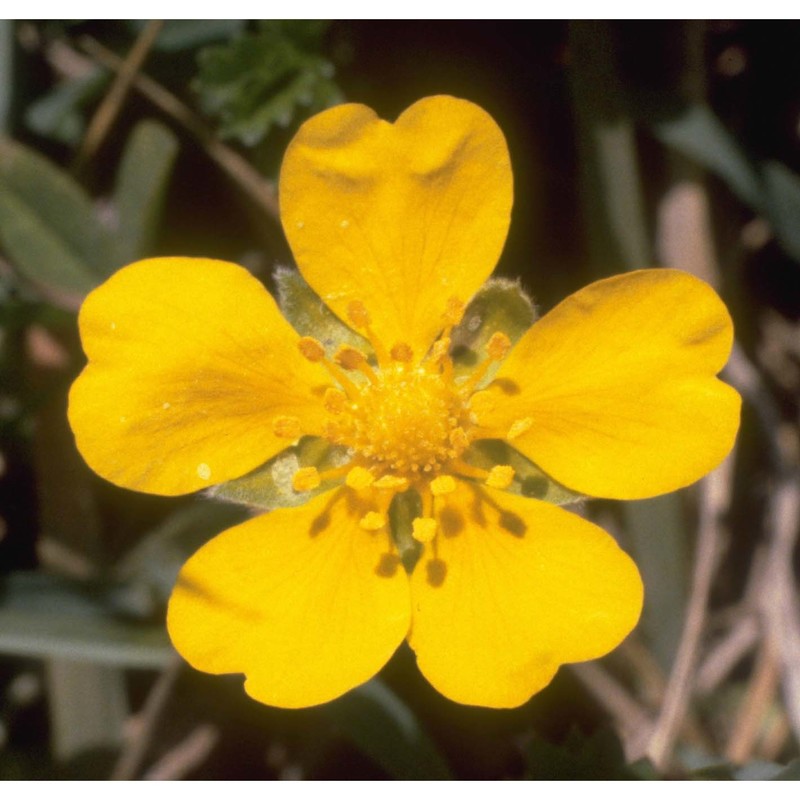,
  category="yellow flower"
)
[68,96,741,709]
